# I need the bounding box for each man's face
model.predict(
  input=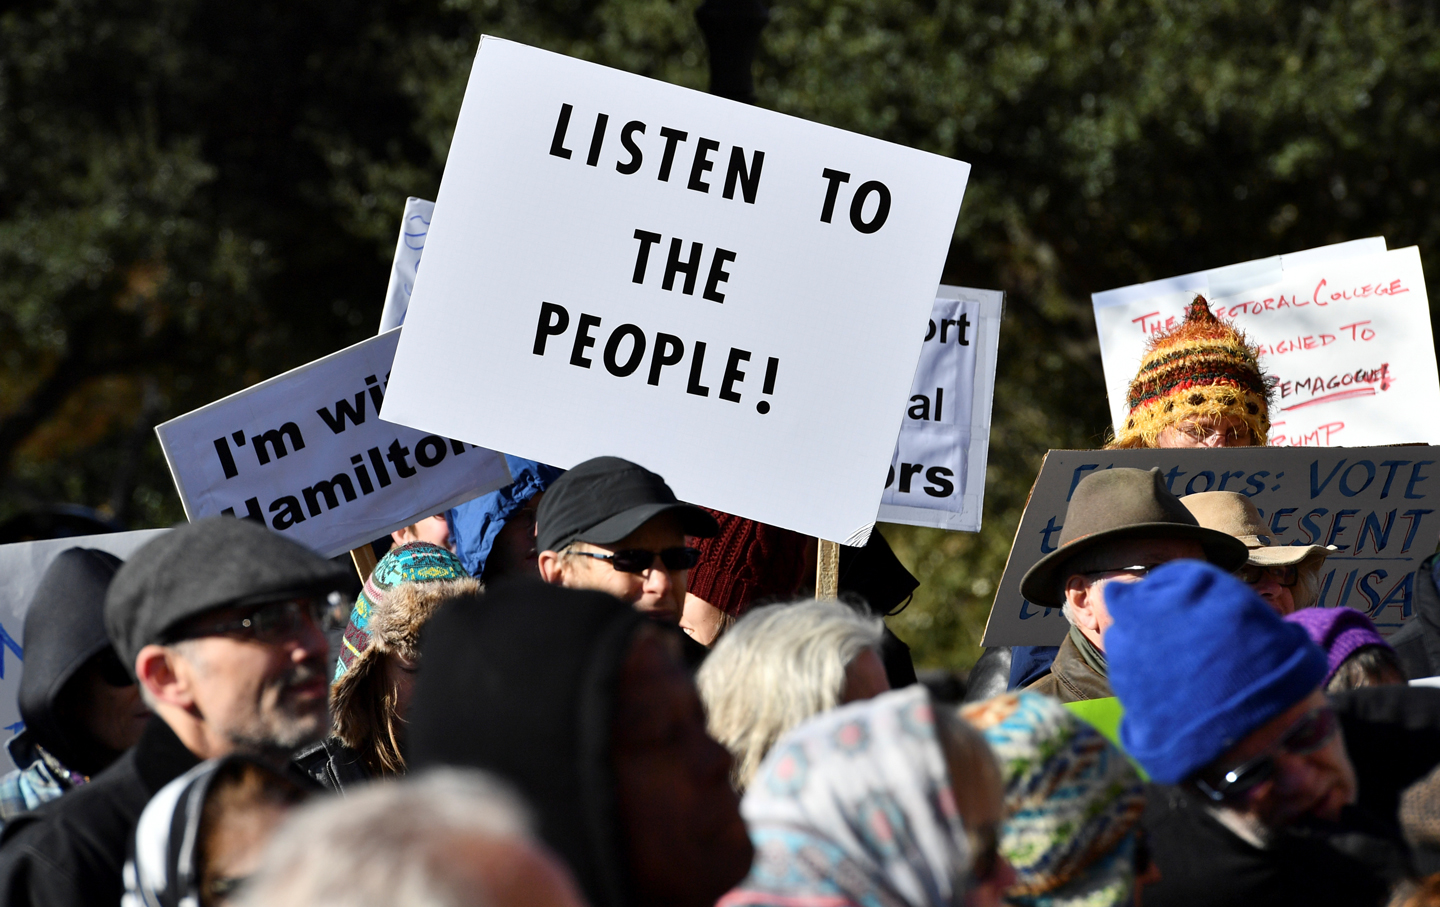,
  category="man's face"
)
[1063,538,1207,649]
[611,626,753,907]
[173,602,331,759]
[1242,562,1298,615]
[484,492,544,583]
[1199,688,1357,830]
[1156,414,1256,448]
[556,513,689,622]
